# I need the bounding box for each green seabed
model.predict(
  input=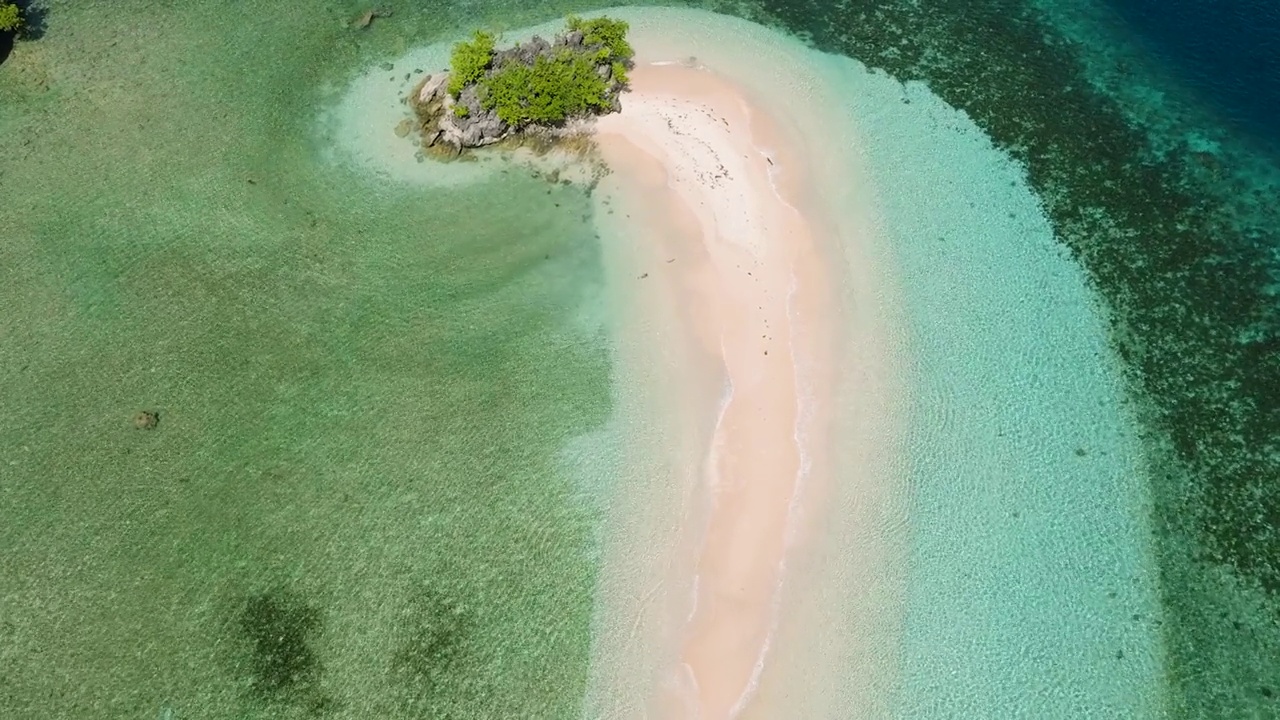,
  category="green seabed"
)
[4,0,1279,717]
[0,2,615,717]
